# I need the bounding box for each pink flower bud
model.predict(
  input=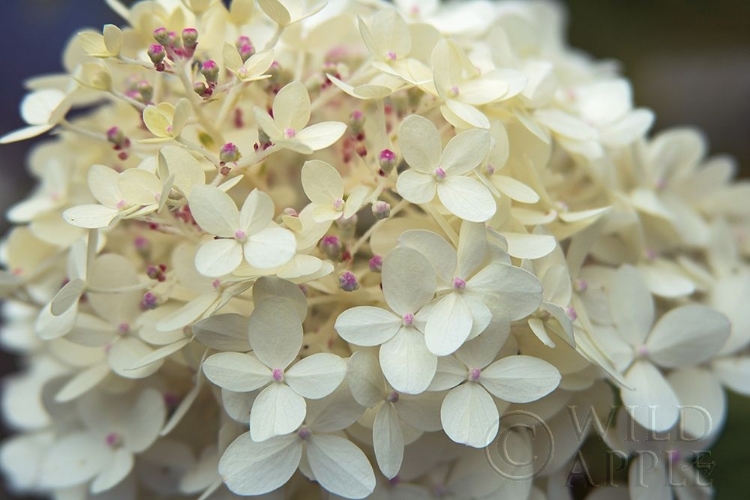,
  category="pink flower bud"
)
[148,44,166,64]
[372,201,391,220]
[369,255,383,273]
[182,28,198,49]
[319,235,343,261]
[378,149,397,174]
[153,27,170,45]
[201,59,219,84]
[219,142,241,163]
[338,271,359,292]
